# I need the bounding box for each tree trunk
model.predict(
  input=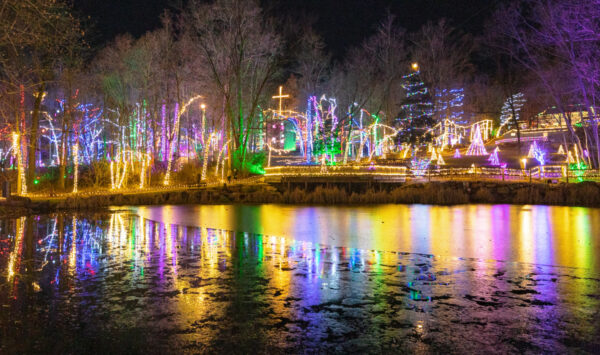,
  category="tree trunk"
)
[59,126,68,190]
[27,84,45,186]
